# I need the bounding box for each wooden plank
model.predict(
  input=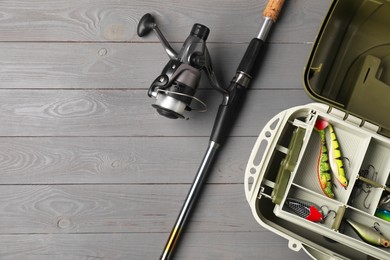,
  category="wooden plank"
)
[0,2,332,259]
[0,42,311,89]
[0,1,332,259]
[0,89,312,136]
[0,137,254,184]
[0,184,261,234]
[0,0,331,43]
[0,232,310,259]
